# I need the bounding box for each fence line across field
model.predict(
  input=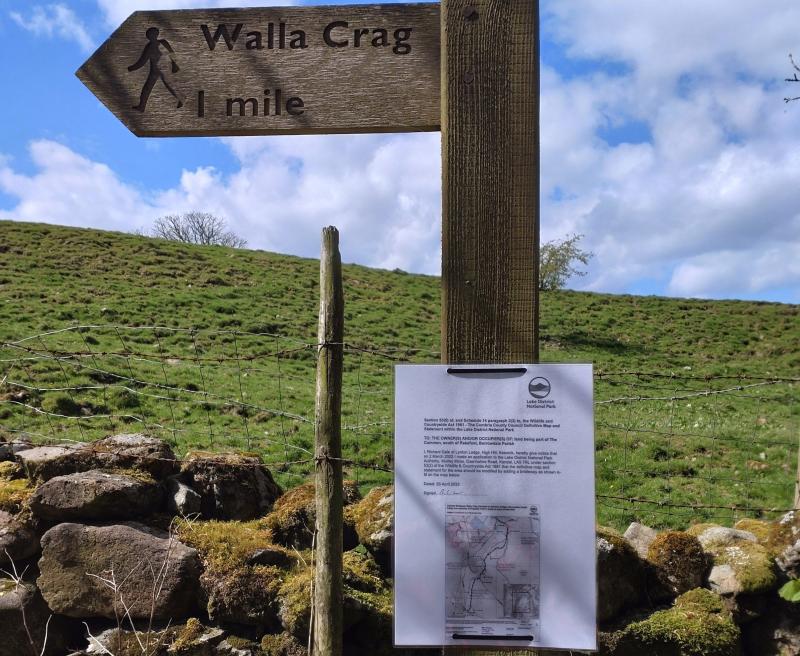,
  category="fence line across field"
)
[1,324,798,528]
